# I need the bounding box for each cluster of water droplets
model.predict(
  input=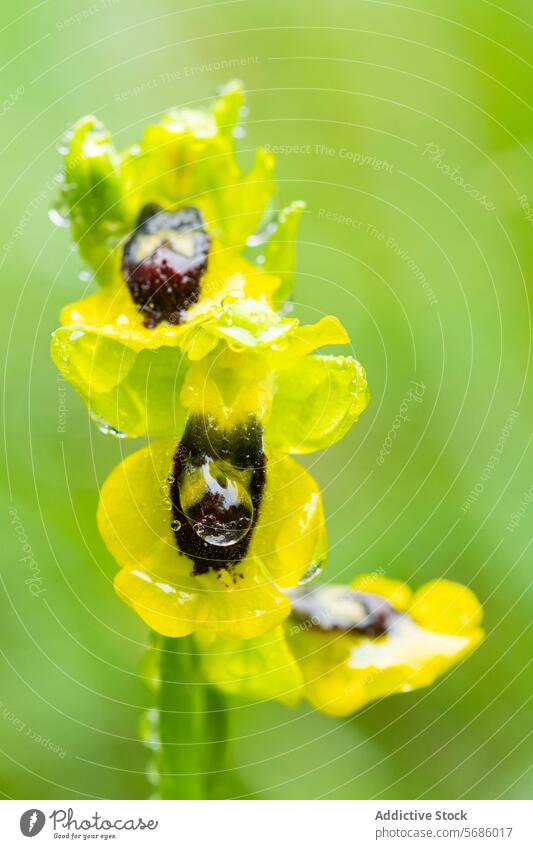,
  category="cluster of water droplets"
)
[48,138,73,229]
